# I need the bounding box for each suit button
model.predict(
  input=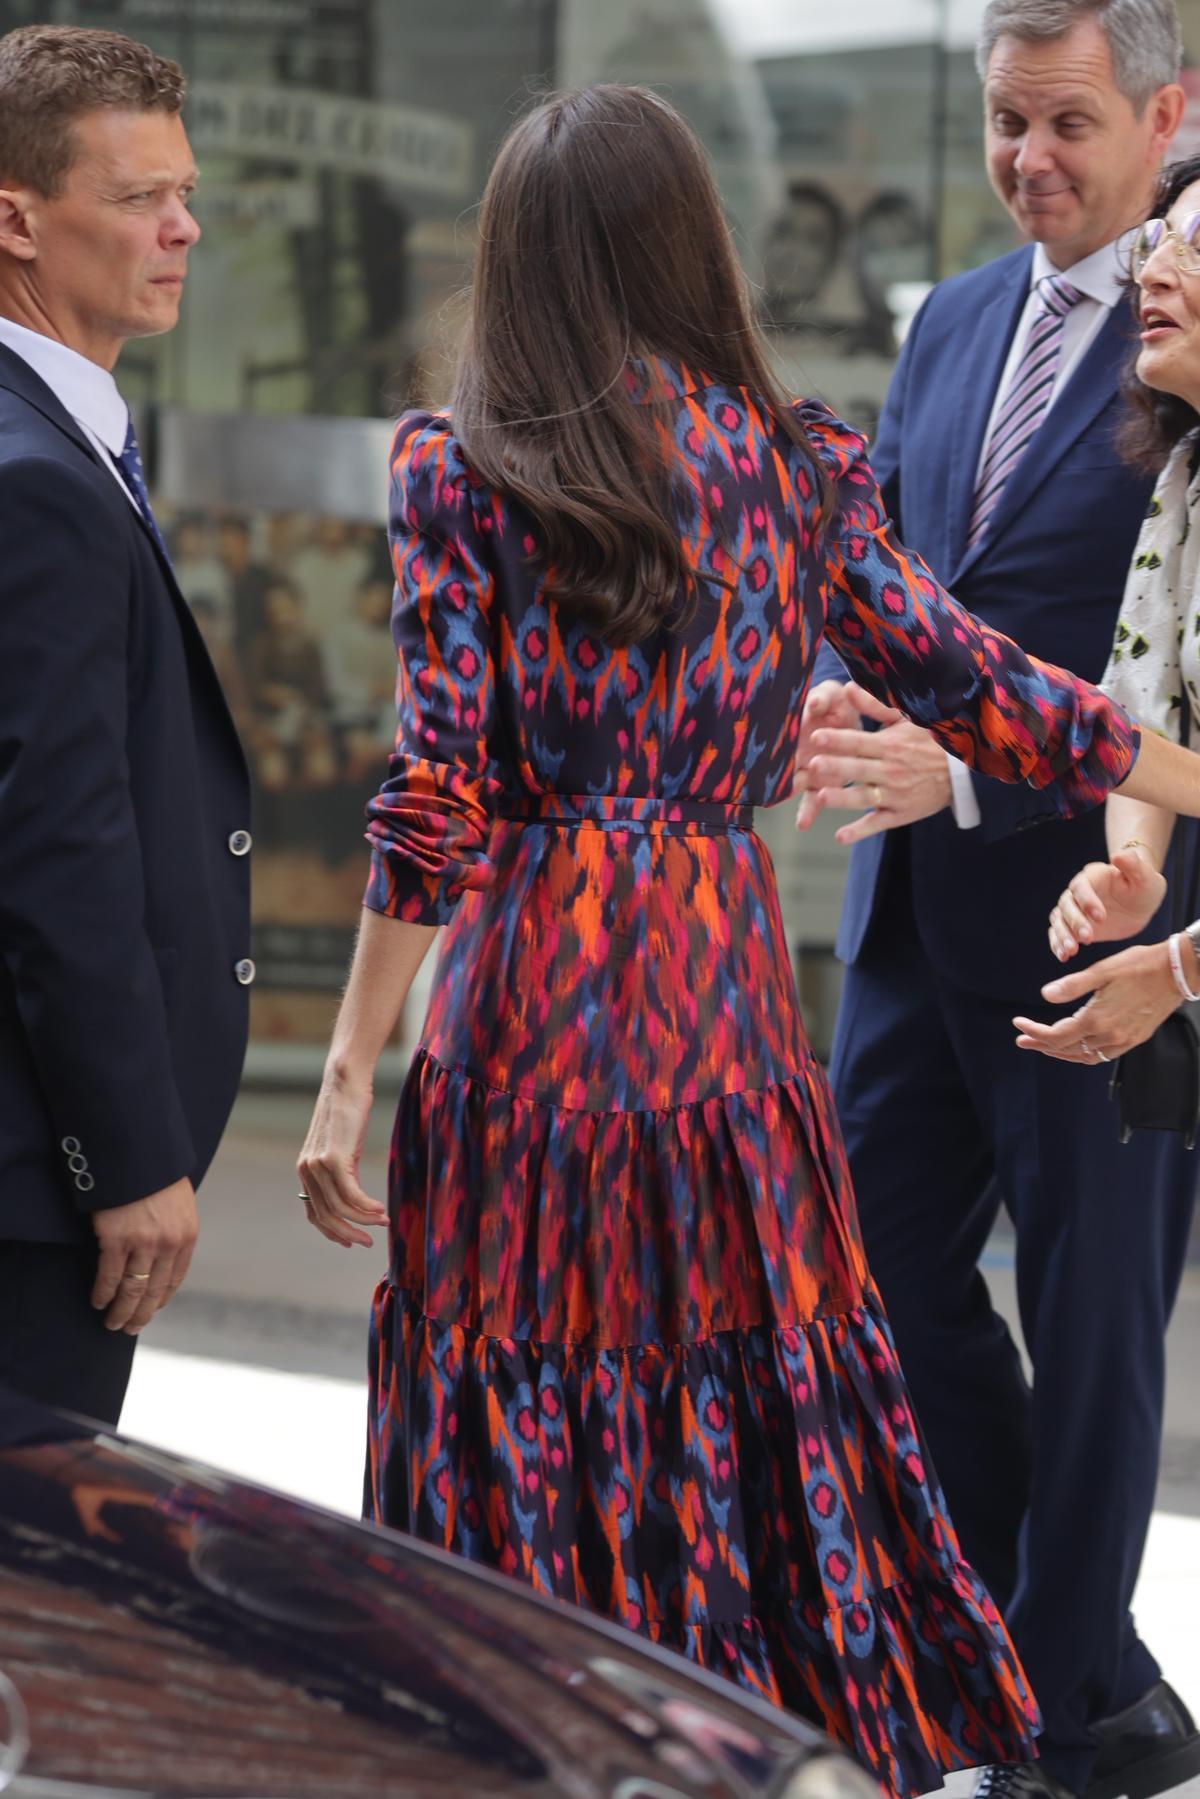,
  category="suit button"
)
[228,829,252,857]
[234,958,256,985]
[68,1153,88,1175]
[75,1172,95,1193]
[61,1136,81,1155]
